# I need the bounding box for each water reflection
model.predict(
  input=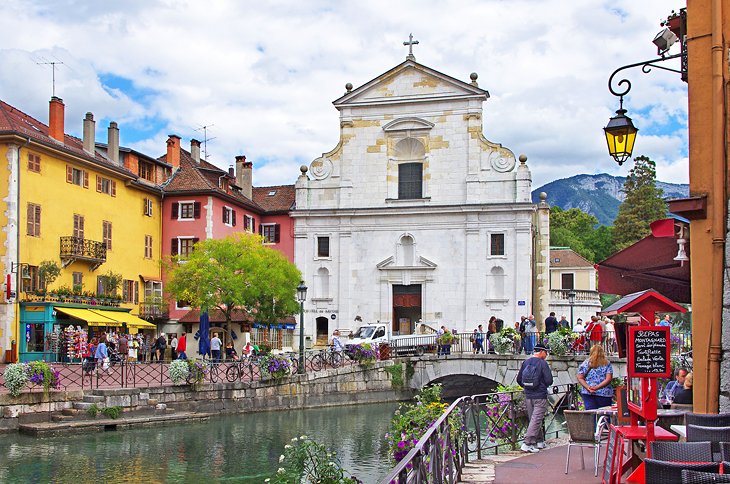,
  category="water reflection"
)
[0,402,399,483]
